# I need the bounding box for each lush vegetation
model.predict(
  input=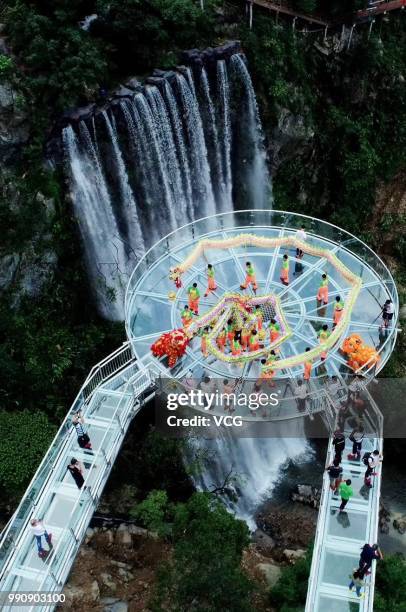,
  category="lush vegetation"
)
[130,490,254,611]
[0,411,56,489]
[269,544,313,611]
[0,0,404,549]
[375,553,406,612]
[241,12,406,238]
